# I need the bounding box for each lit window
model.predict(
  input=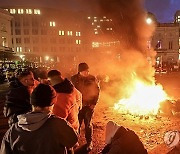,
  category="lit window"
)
[16,47,22,52]
[10,9,16,14]
[4,9,8,11]
[147,40,151,49]
[34,9,41,14]
[94,17,97,19]
[59,30,65,36]
[92,42,99,48]
[94,19,97,22]
[76,32,81,36]
[156,40,162,49]
[50,21,56,27]
[106,28,110,30]
[106,19,109,21]
[2,37,6,47]
[67,31,73,36]
[94,29,97,31]
[26,9,32,14]
[18,9,24,14]
[100,19,103,22]
[110,28,112,30]
[88,16,91,19]
[95,31,98,35]
[92,23,94,25]
[103,16,106,19]
[76,40,81,44]
[97,25,100,28]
